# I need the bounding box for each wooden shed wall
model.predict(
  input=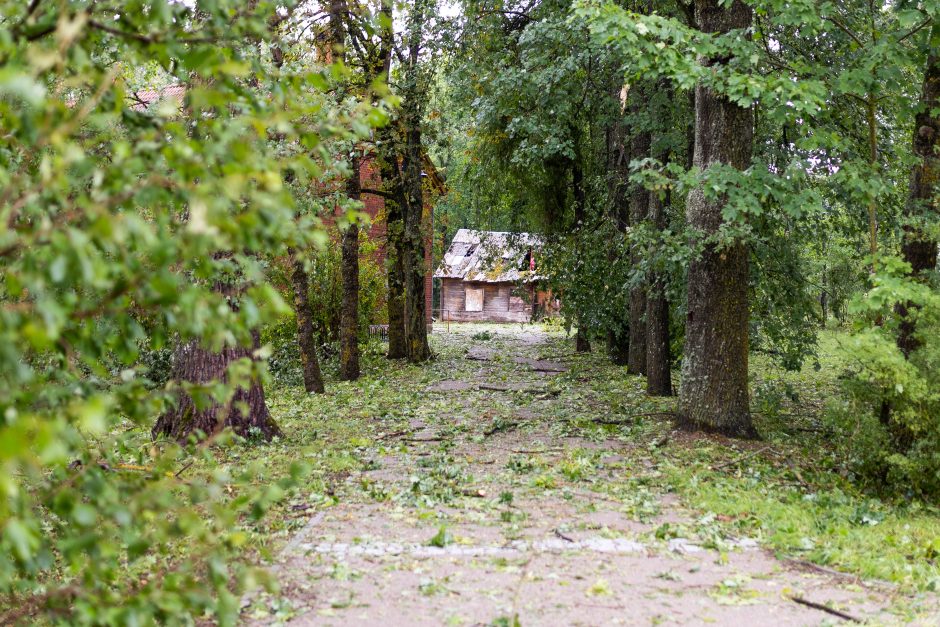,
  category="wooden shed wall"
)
[439,278,531,323]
